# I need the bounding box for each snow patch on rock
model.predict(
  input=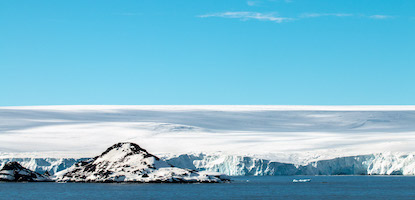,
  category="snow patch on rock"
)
[0,161,51,182]
[55,142,229,183]
[0,158,87,175]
